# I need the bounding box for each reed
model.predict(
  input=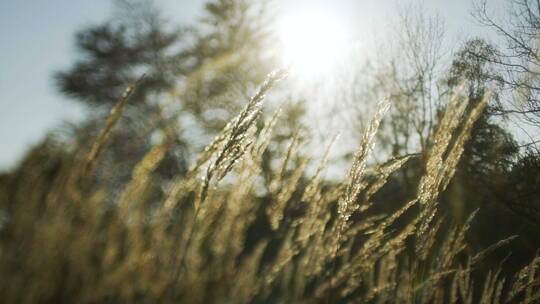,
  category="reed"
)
[0,73,538,304]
